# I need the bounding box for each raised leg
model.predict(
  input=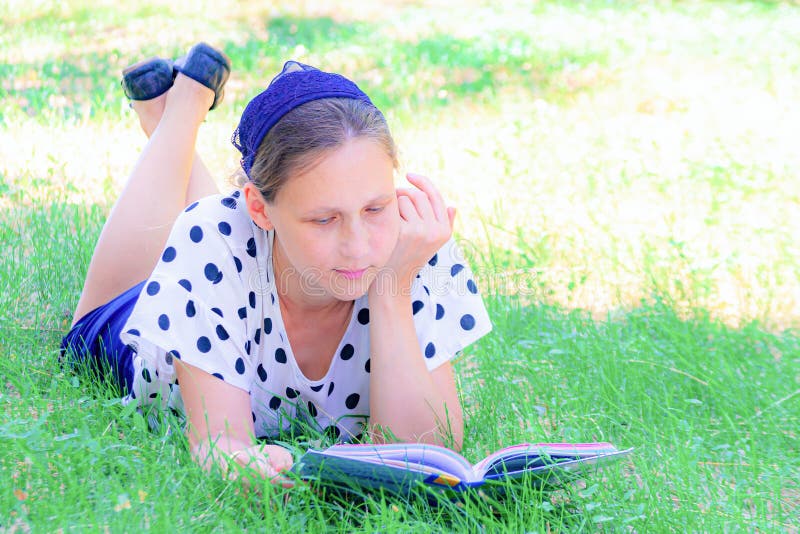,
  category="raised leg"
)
[131,91,221,205]
[71,74,216,326]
